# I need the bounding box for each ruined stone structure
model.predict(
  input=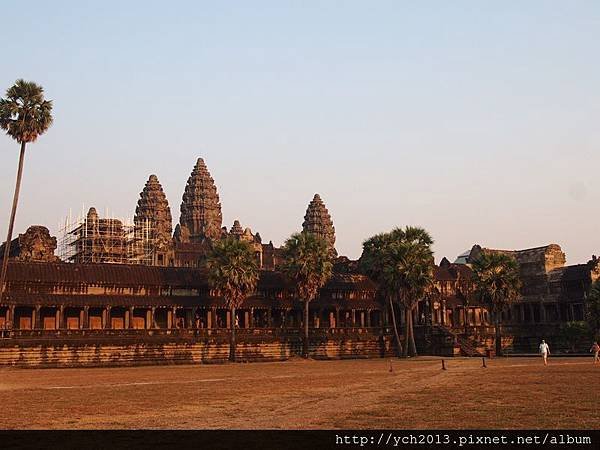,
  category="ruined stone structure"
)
[134,174,173,266]
[302,194,337,257]
[178,158,223,243]
[0,226,59,263]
